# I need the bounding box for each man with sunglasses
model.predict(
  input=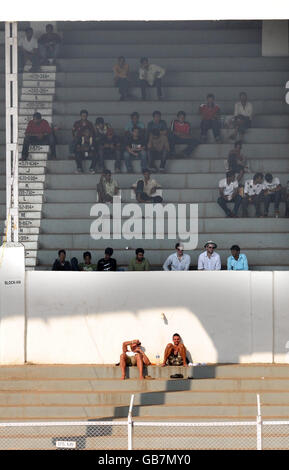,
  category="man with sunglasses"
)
[162,243,191,271]
[198,241,221,271]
